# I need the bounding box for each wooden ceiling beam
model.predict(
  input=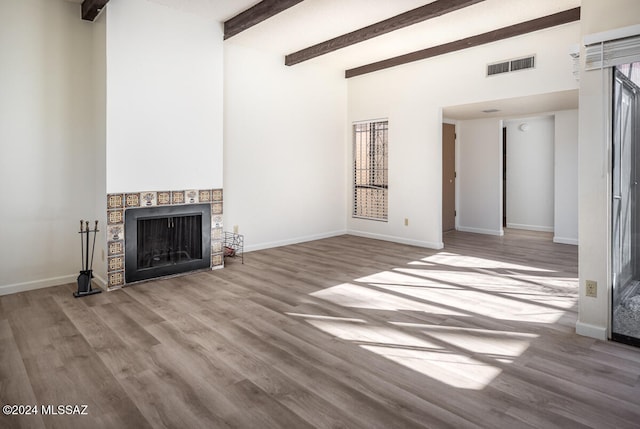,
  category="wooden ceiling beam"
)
[224,0,304,40]
[285,0,486,66]
[345,7,580,78]
[81,0,109,21]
